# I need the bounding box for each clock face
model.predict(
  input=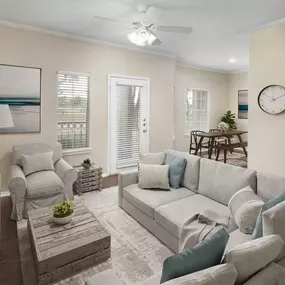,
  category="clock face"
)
[258,85,285,115]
